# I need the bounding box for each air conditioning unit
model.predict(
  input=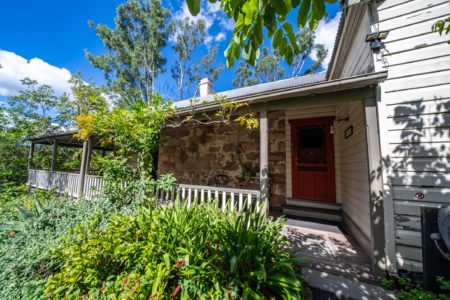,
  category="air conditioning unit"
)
[421,205,450,292]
